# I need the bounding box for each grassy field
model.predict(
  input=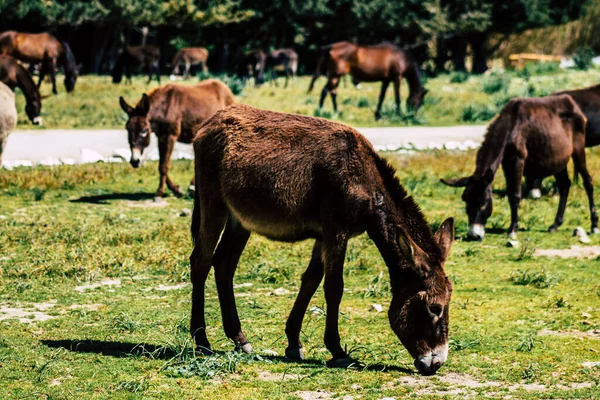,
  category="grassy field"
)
[1,149,600,399]
[14,66,600,129]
